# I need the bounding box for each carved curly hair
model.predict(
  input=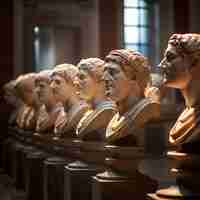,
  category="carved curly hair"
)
[169,33,200,68]
[105,49,150,91]
[14,73,37,97]
[52,63,79,85]
[35,70,52,84]
[77,58,105,82]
